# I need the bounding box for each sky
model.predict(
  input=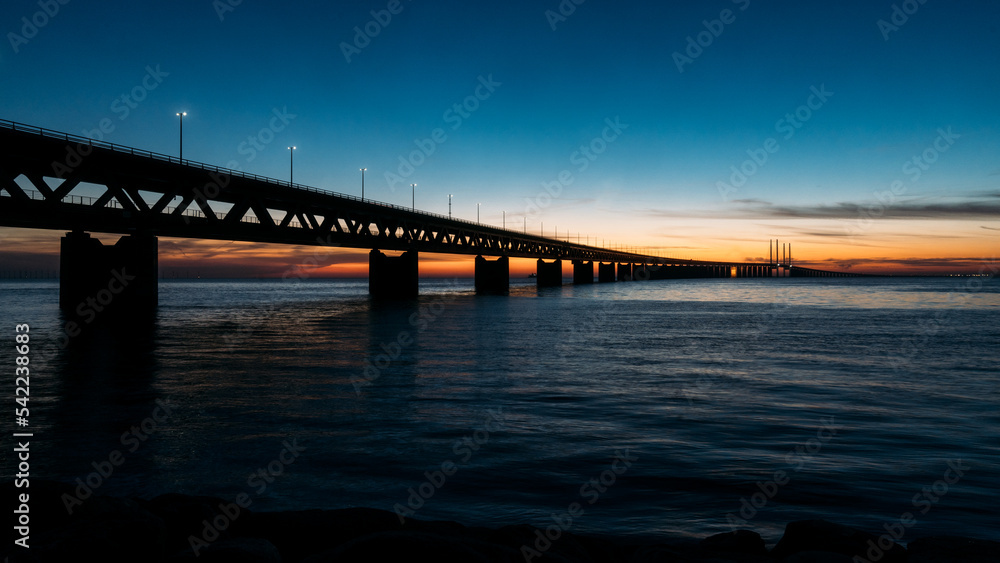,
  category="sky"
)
[1,0,998,276]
